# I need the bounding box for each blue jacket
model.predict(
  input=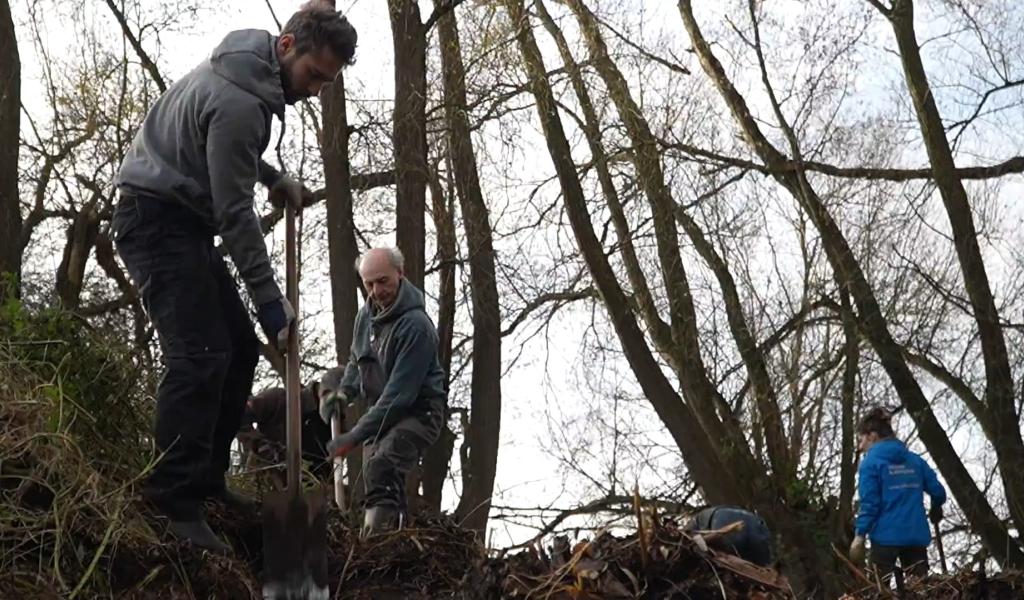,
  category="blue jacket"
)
[855,439,946,547]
